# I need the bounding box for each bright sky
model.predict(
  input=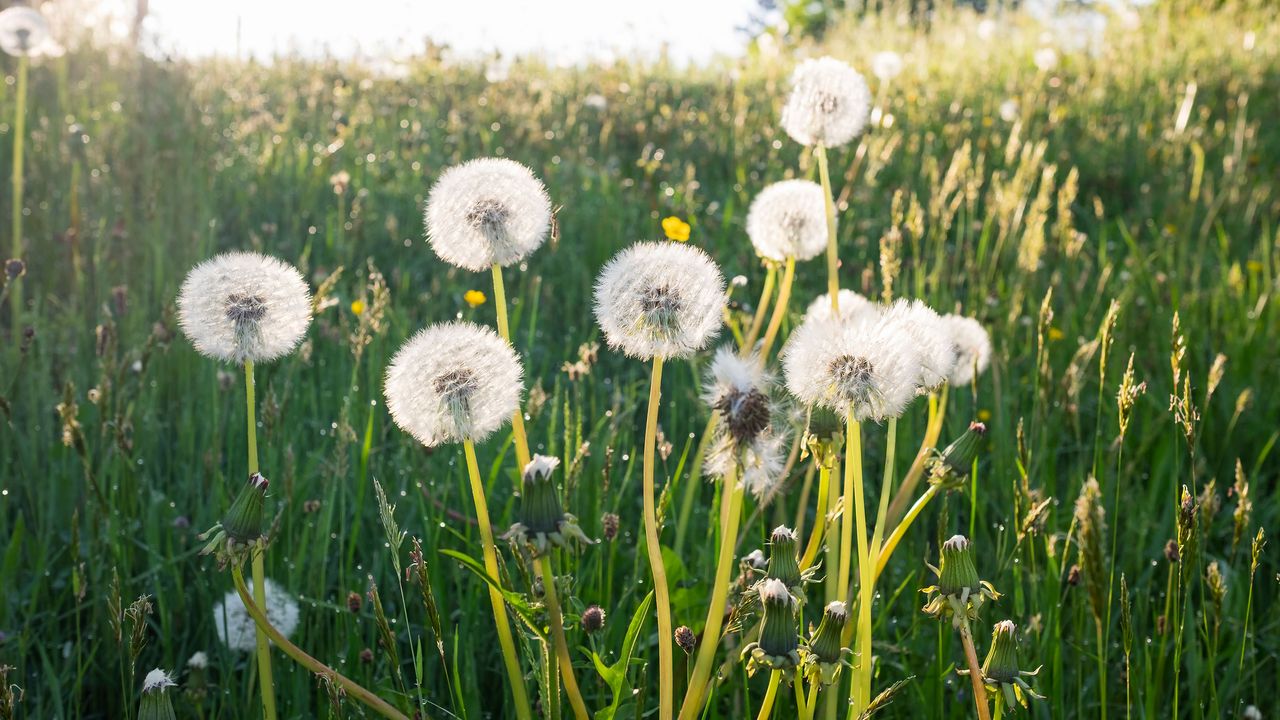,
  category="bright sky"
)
[138,0,762,65]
